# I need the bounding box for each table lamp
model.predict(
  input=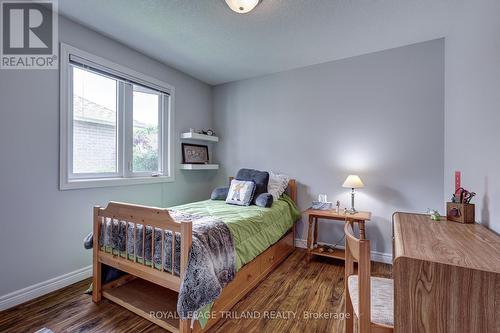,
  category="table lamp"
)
[342,175,364,214]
